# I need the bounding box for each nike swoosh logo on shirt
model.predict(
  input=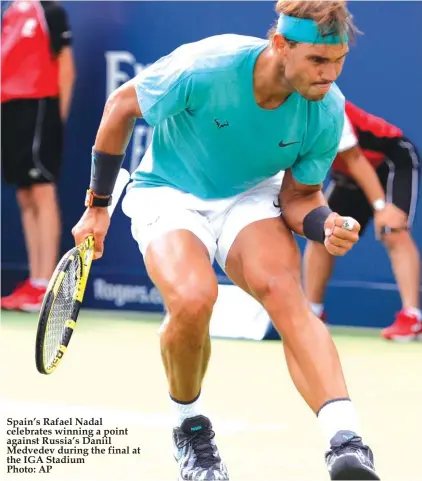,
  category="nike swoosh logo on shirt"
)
[279,141,299,148]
